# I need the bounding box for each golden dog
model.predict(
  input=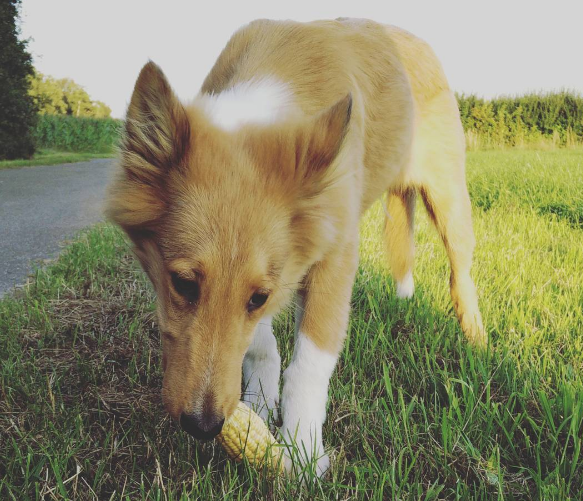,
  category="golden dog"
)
[107,18,485,476]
